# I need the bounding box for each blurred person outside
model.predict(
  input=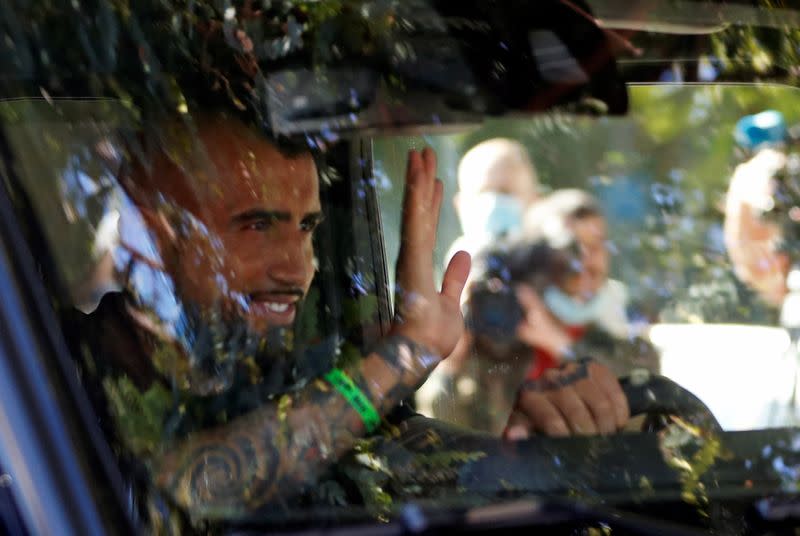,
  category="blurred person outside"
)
[420,186,657,435]
[655,110,784,326]
[509,189,658,380]
[724,110,793,309]
[721,110,800,421]
[417,138,540,431]
[445,137,540,263]
[468,189,658,437]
